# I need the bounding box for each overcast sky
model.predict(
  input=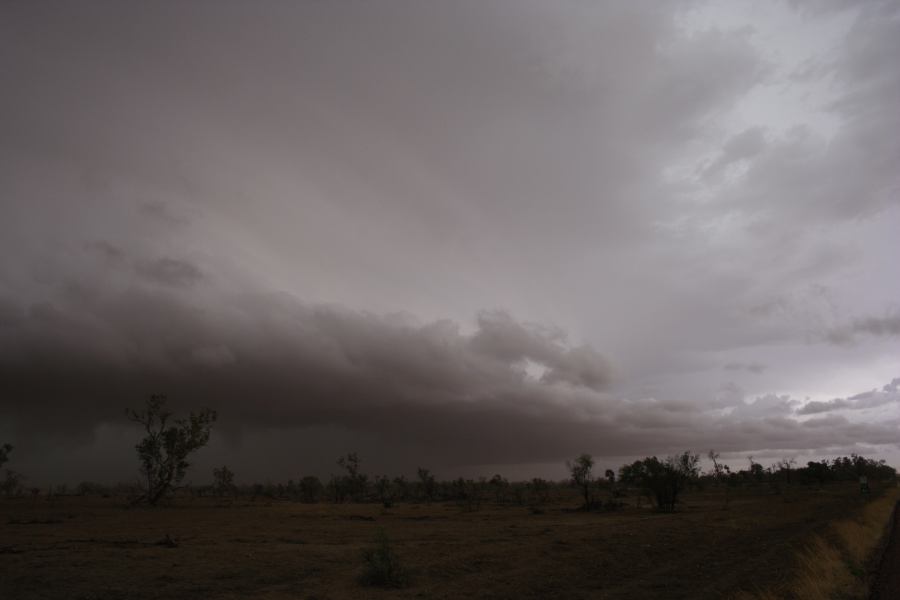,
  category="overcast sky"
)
[1,1,898,484]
